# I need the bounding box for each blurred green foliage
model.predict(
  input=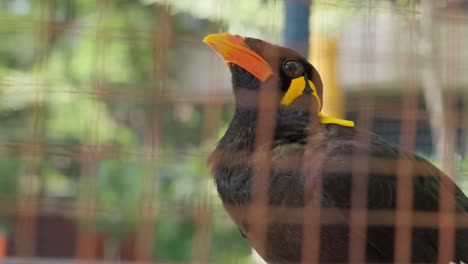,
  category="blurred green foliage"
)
[0,0,250,262]
[0,156,20,198]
